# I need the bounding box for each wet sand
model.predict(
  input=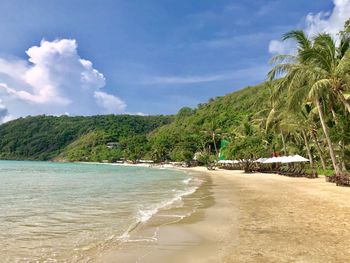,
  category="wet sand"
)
[99,168,350,262]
